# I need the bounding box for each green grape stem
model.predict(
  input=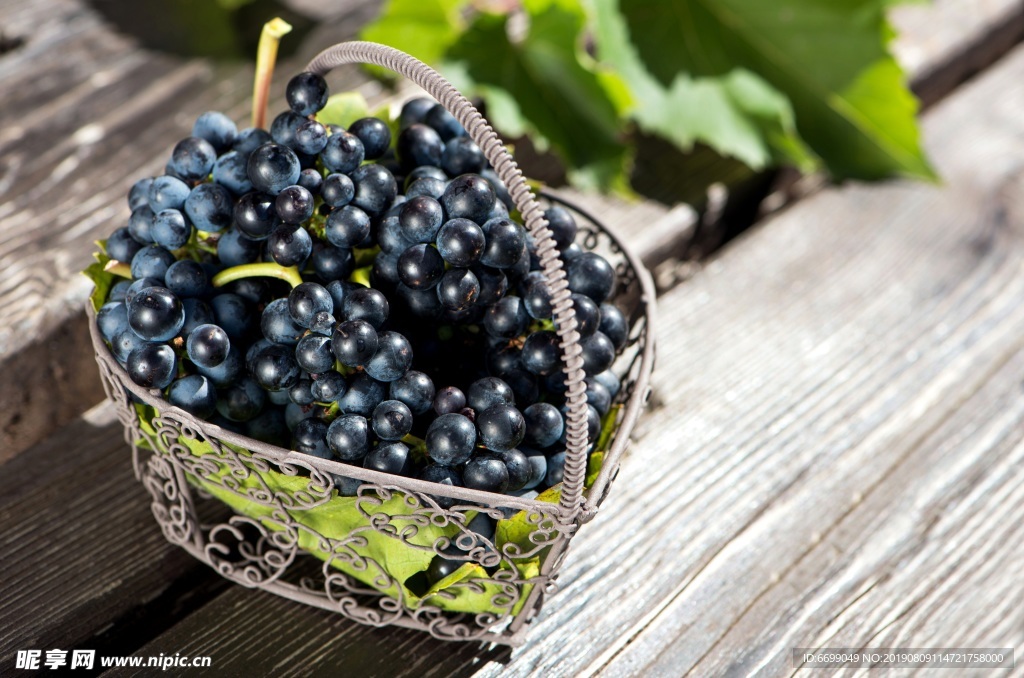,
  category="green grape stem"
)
[212,263,304,288]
